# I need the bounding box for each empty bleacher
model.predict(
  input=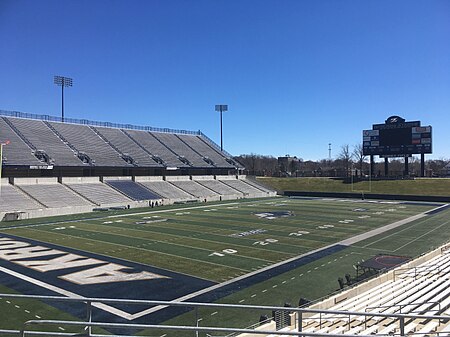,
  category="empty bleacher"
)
[0,117,42,166]
[94,127,162,167]
[14,178,93,208]
[151,132,212,167]
[48,122,129,167]
[63,178,133,206]
[135,177,195,201]
[168,179,219,199]
[177,134,237,168]
[196,178,244,197]
[105,179,161,201]
[290,248,450,337]
[124,130,188,168]
[0,111,241,171]
[0,179,42,211]
[6,117,84,166]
